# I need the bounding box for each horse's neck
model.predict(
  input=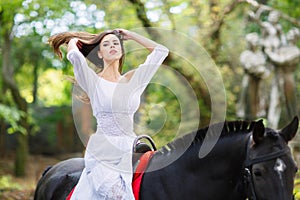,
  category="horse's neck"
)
[143,133,250,199]
[151,133,249,171]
